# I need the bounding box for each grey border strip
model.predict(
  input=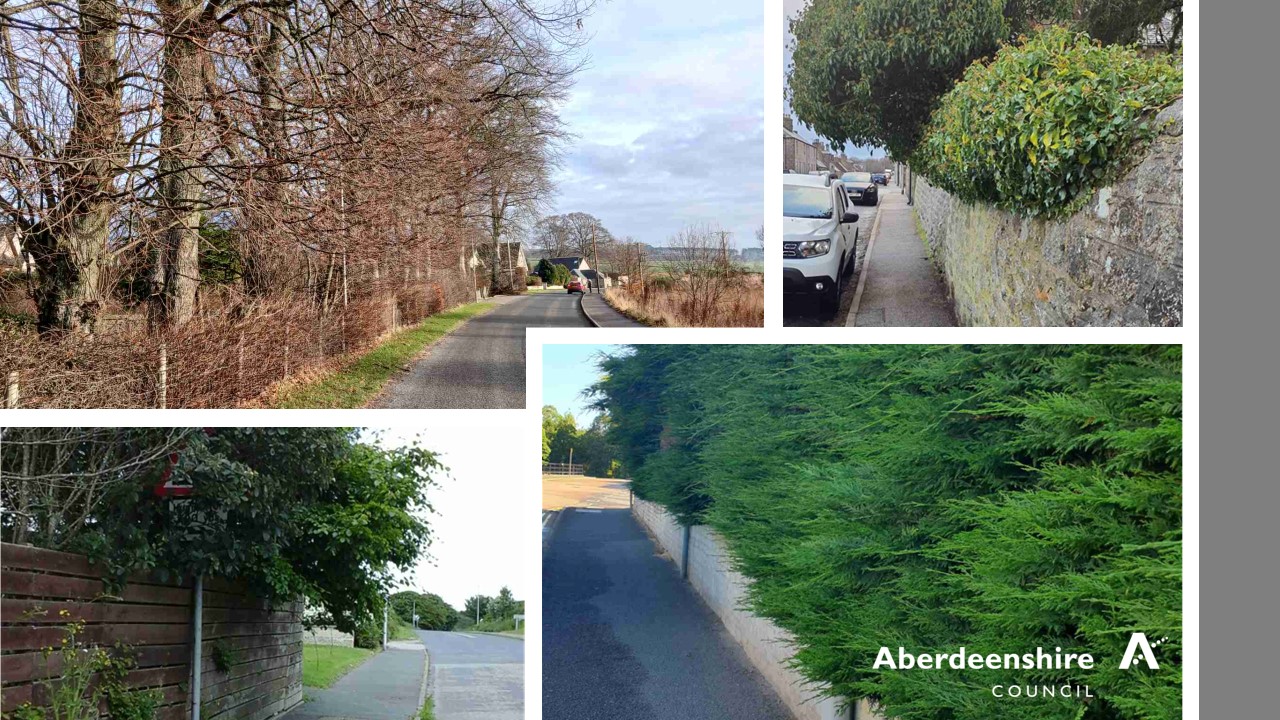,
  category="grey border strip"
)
[845,199,885,327]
